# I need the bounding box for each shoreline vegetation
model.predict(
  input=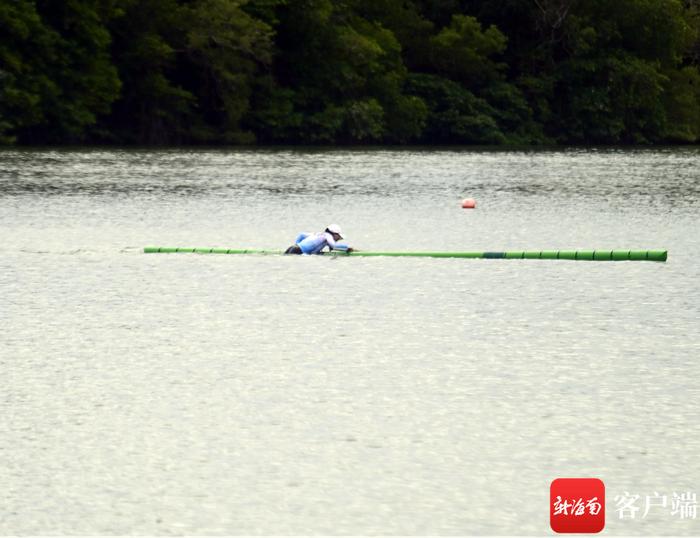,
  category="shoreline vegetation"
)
[2,0,699,147]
